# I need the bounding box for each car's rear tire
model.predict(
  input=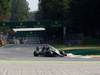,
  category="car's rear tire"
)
[34,51,39,56]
